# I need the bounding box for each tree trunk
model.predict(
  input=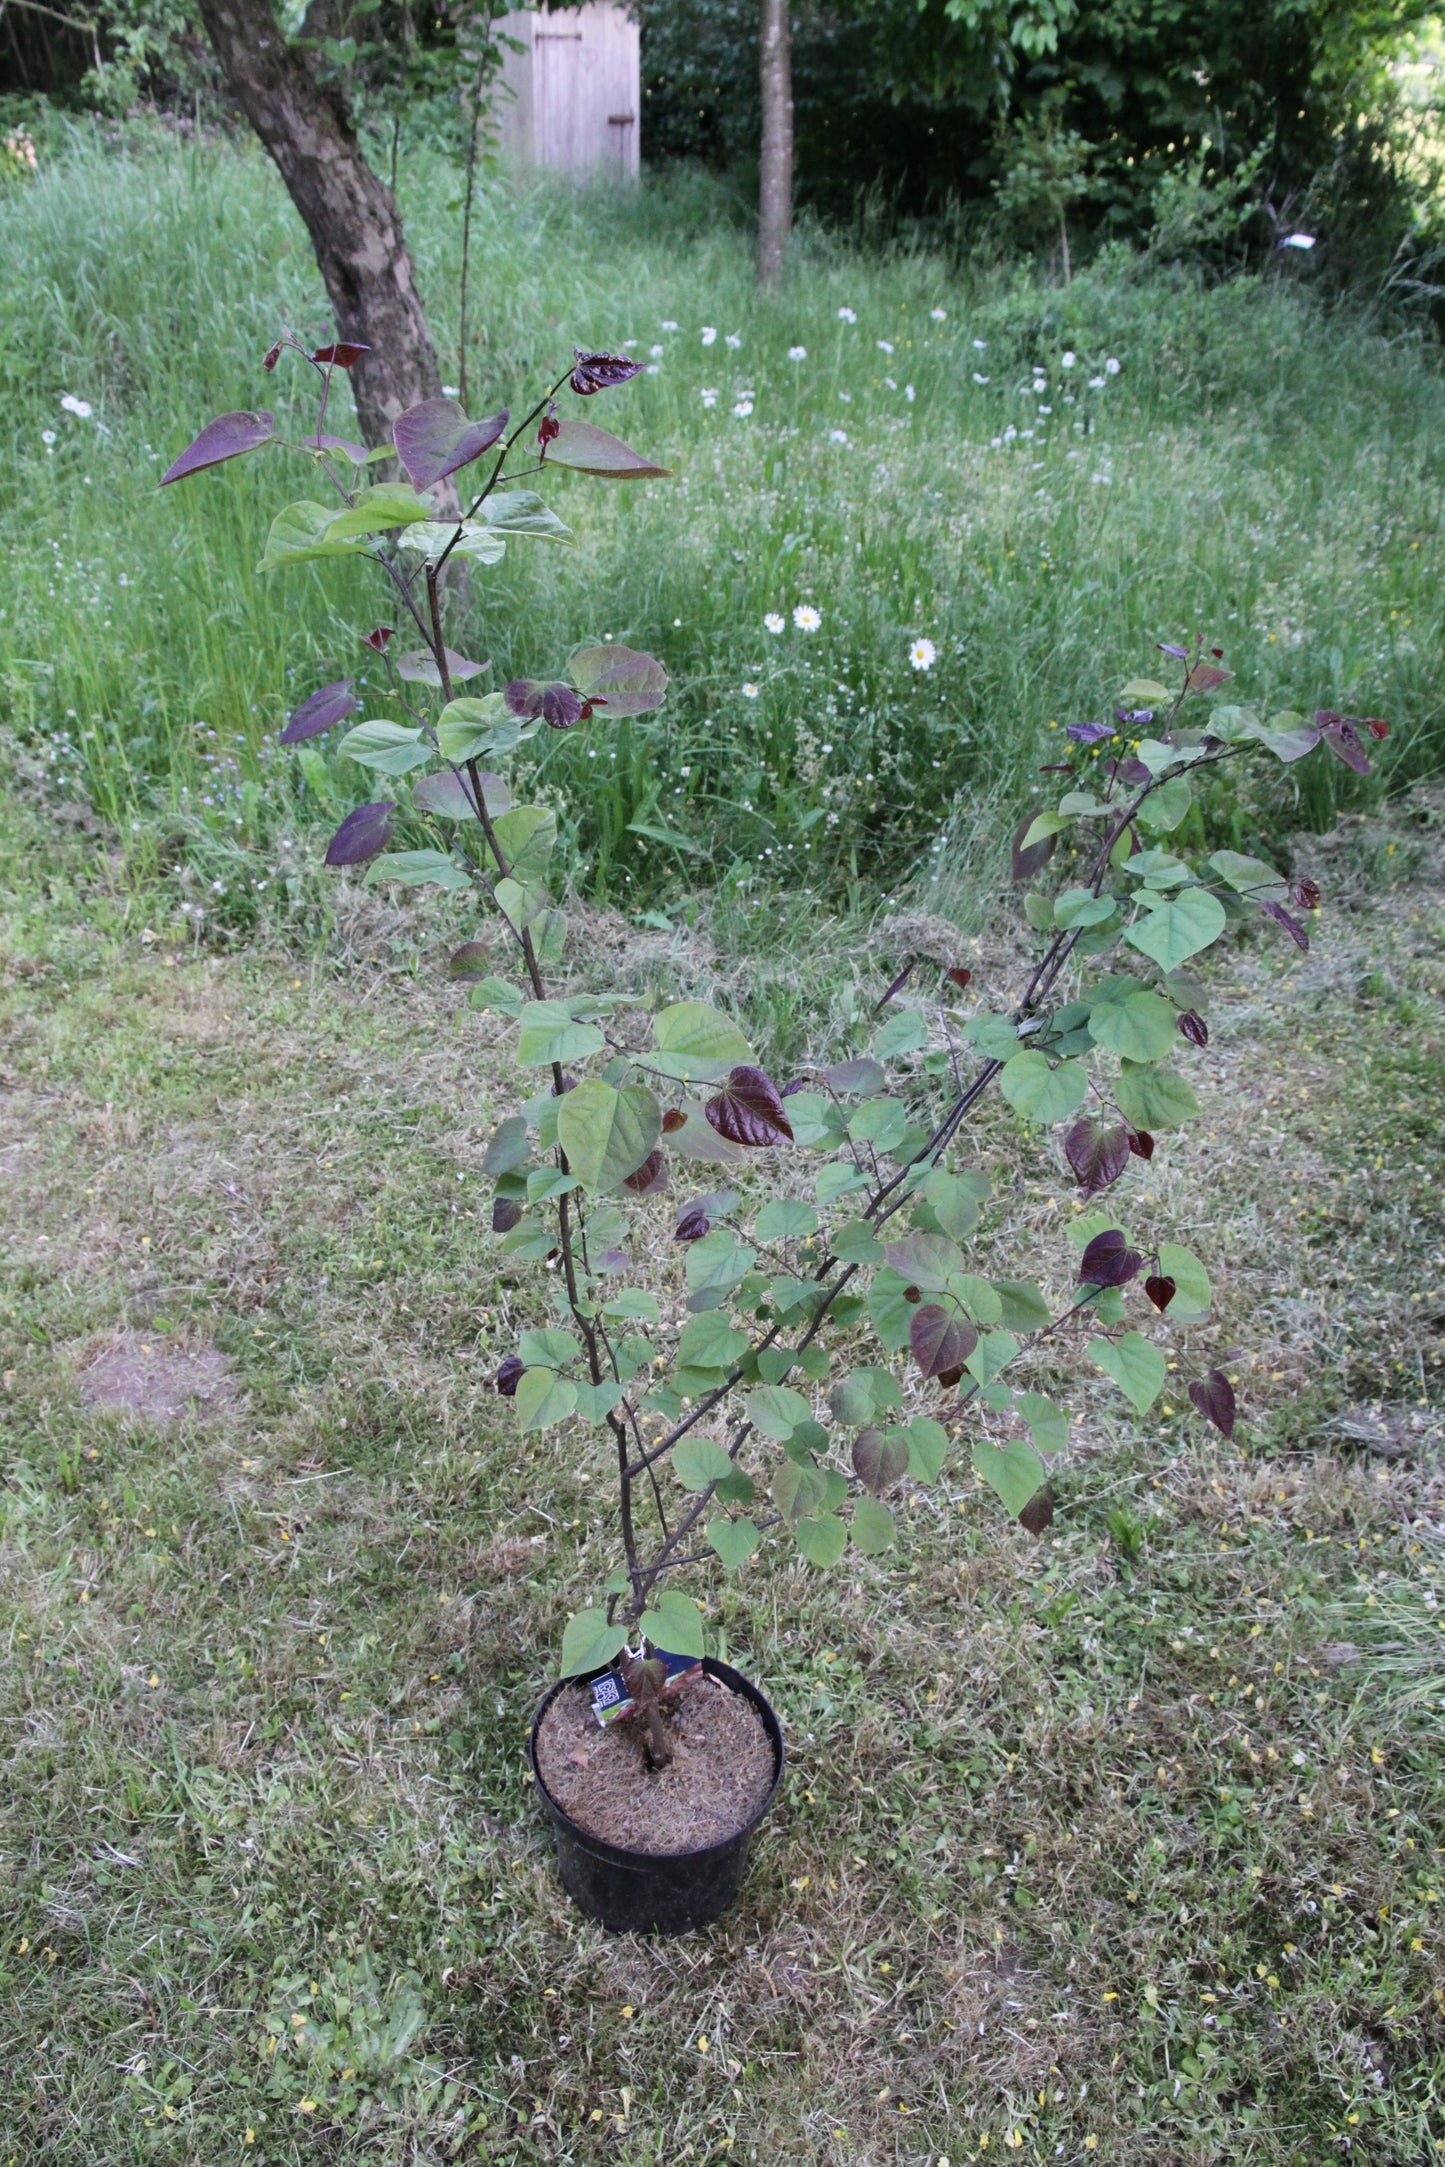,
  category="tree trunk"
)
[195,0,441,449]
[757,0,793,288]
